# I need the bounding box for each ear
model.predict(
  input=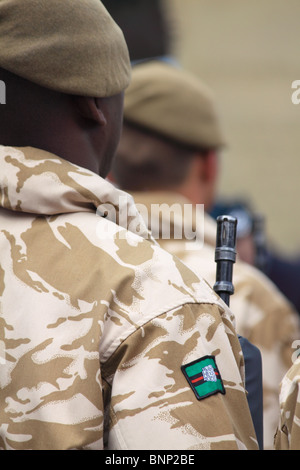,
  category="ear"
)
[73,96,107,126]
